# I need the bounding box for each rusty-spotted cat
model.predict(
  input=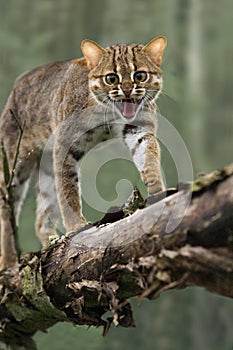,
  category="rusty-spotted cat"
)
[0,36,166,268]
